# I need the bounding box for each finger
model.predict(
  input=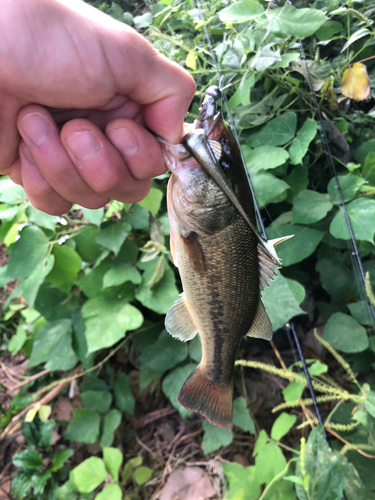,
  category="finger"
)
[61,119,151,203]
[104,31,196,143]
[8,159,23,186]
[106,118,167,180]
[17,105,109,209]
[19,142,72,215]
[0,89,23,175]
